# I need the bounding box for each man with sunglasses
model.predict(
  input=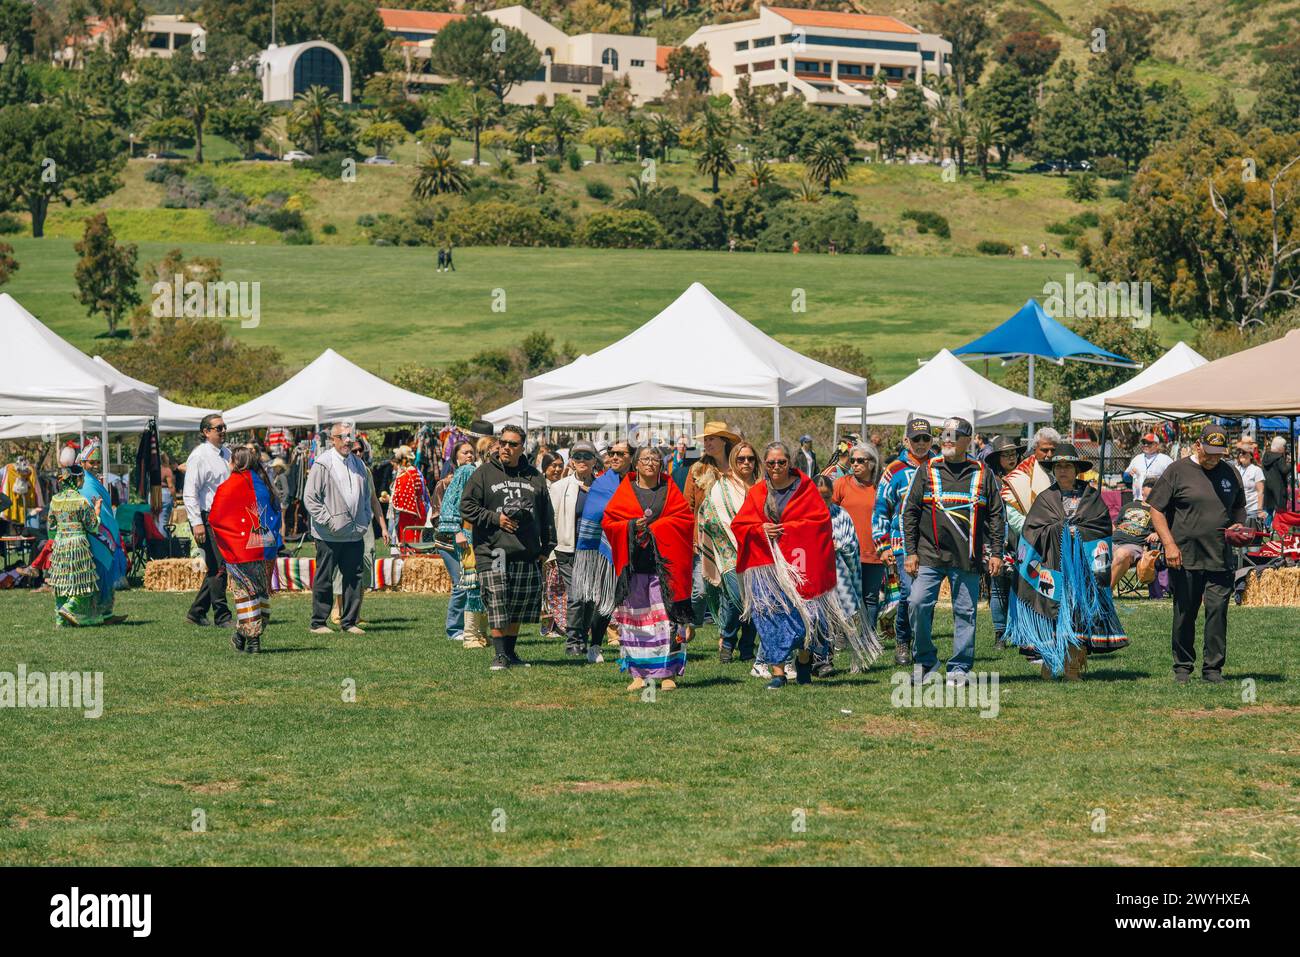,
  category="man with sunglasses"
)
[184,413,233,628]
[902,416,1005,686]
[305,422,376,635]
[461,424,557,670]
[1124,433,1173,503]
[872,417,934,664]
